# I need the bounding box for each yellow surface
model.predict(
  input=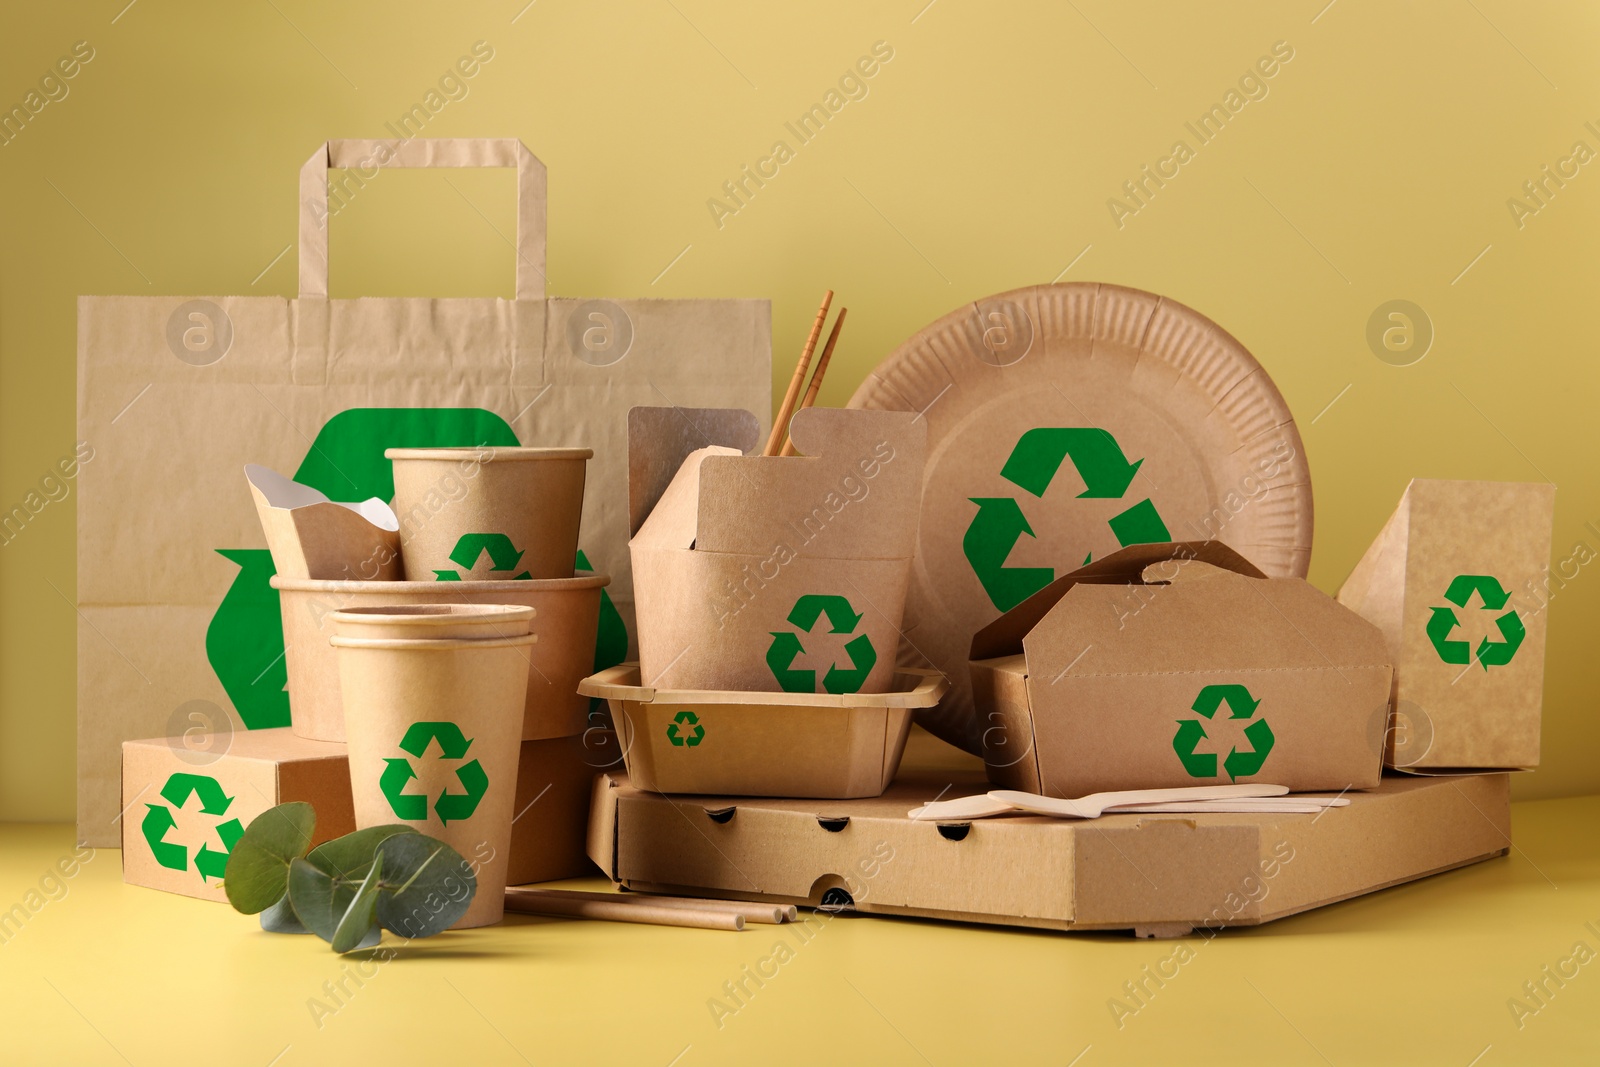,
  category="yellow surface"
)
[0,794,1596,1065]
[3,2,1600,818]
